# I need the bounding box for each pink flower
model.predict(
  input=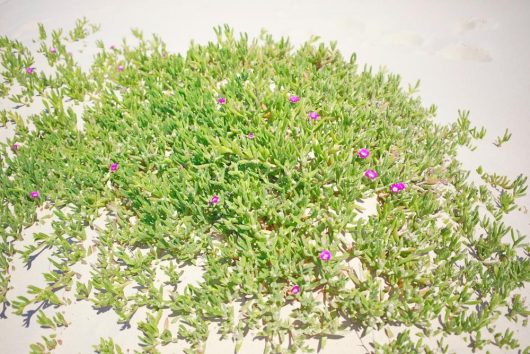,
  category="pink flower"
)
[319,249,332,261]
[289,95,300,103]
[117,65,124,72]
[390,183,406,193]
[290,285,300,295]
[358,148,370,159]
[49,47,57,54]
[364,169,378,180]
[25,67,35,74]
[210,195,219,205]
[247,132,254,139]
[29,191,40,199]
[308,111,320,120]
[217,97,226,105]
[110,163,119,172]
[11,143,20,152]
